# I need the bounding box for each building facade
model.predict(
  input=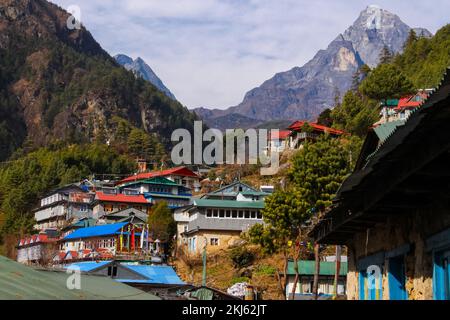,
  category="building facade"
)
[118,166,201,192]
[33,184,94,231]
[310,69,450,300]
[285,260,348,299]
[174,182,267,255]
